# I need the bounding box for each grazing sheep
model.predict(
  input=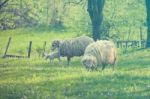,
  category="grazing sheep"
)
[82,40,117,70]
[51,36,94,65]
[44,52,61,62]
